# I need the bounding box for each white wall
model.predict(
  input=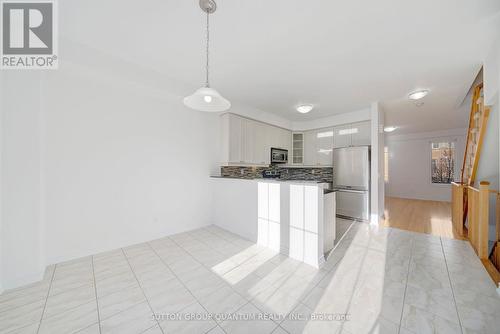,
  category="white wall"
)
[482,23,500,241]
[385,129,466,202]
[1,72,46,289]
[291,108,371,131]
[229,104,292,131]
[0,58,220,288]
[475,101,499,240]
[483,17,500,107]
[42,64,220,265]
[229,105,371,133]
[0,71,3,292]
[370,103,384,222]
